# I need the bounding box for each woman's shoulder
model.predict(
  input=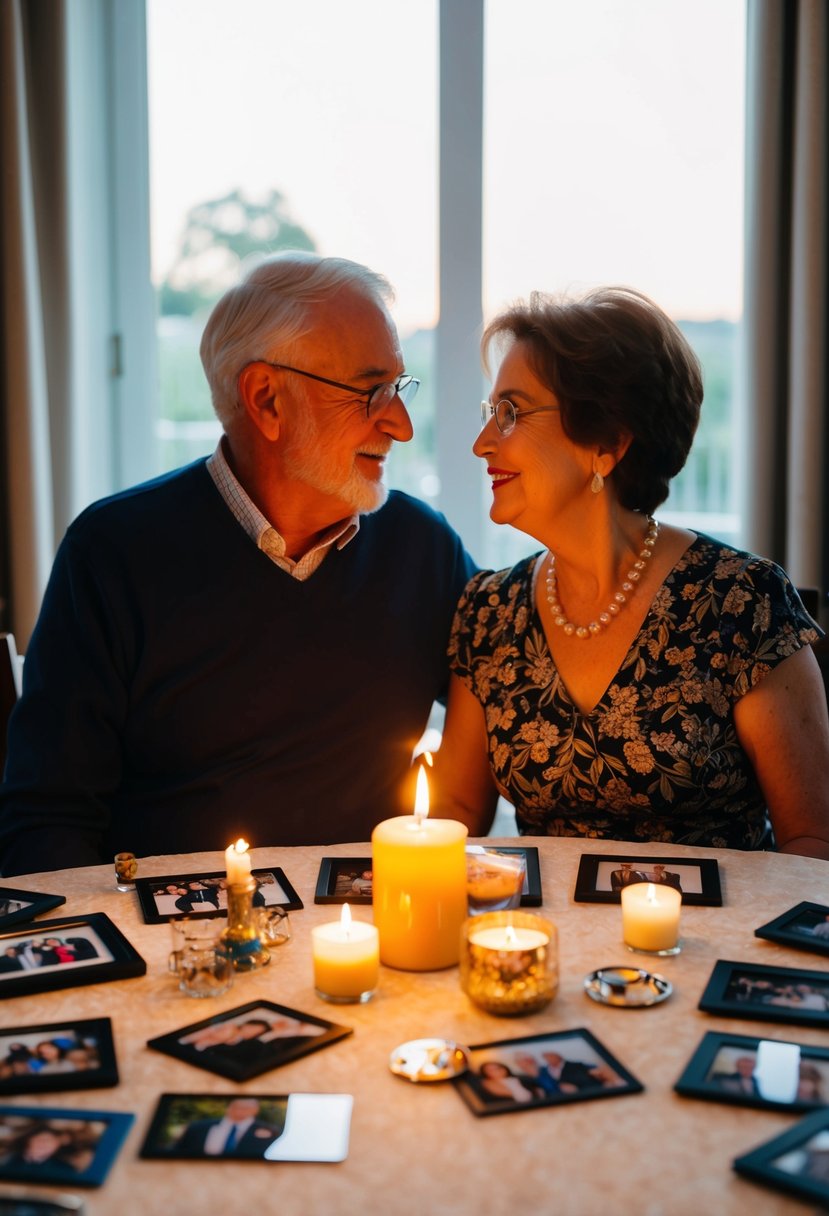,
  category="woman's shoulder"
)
[462,553,542,604]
